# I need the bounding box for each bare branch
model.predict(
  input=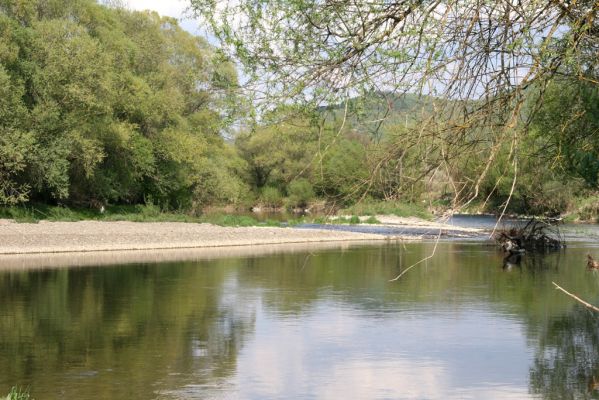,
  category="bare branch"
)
[553,281,599,313]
